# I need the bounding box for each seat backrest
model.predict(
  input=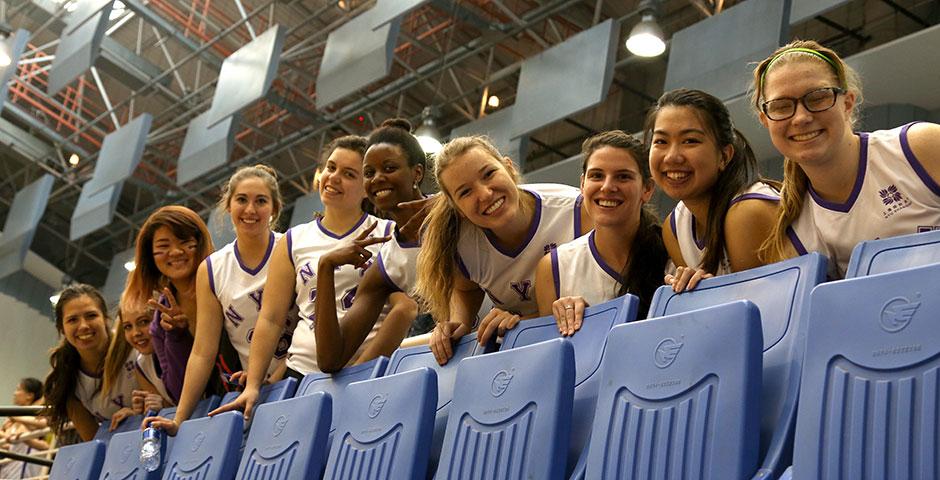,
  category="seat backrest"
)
[236,392,332,480]
[648,253,826,477]
[156,395,221,421]
[792,262,940,479]
[49,439,106,480]
[160,411,243,480]
[846,229,940,278]
[220,377,298,407]
[324,368,437,480]
[498,294,638,474]
[384,332,483,470]
[585,301,763,480]
[94,414,145,443]
[99,430,161,480]
[436,338,575,480]
[295,356,388,437]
